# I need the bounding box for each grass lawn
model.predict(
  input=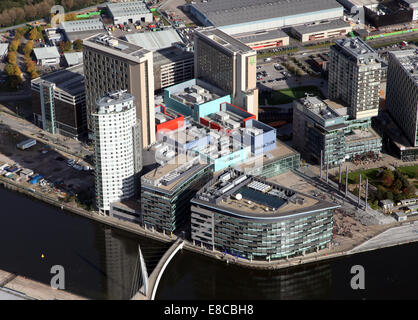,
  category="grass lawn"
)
[397,165,418,178]
[340,168,381,185]
[264,86,322,105]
